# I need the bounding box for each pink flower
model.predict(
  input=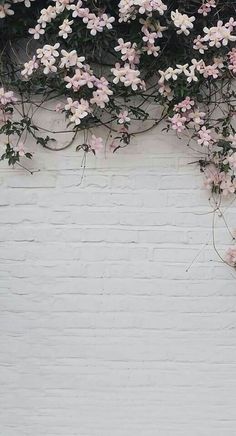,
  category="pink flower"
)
[197,126,213,146]
[38,6,57,27]
[28,24,45,39]
[142,28,158,45]
[65,98,90,125]
[118,110,130,124]
[169,114,187,133]
[225,247,236,267]
[143,43,160,57]
[0,87,17,105]
[100,13,115,30]
[198,1,216,16]
[0,3,14,18]
[202,64,220,79]
[55,103,63,112]
[59,19,73,39]
[189,110,206,126]
[174,97,194,112]
[59,49,84,68]
[89,135,103,152]
[193,35,208,54]
[220,174,236,196]
[86,14,103,36]
[111,63,142,91]
[228,48,236,73]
